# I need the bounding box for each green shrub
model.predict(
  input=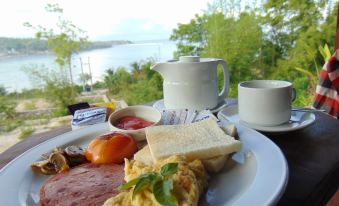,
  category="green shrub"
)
[19,127,35,139]
[0,96,16,120]
[104,59,164,105]
[52,107,70,117]
[23,101,36,110]
[292,77,315,106]
[0,119,23,133]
